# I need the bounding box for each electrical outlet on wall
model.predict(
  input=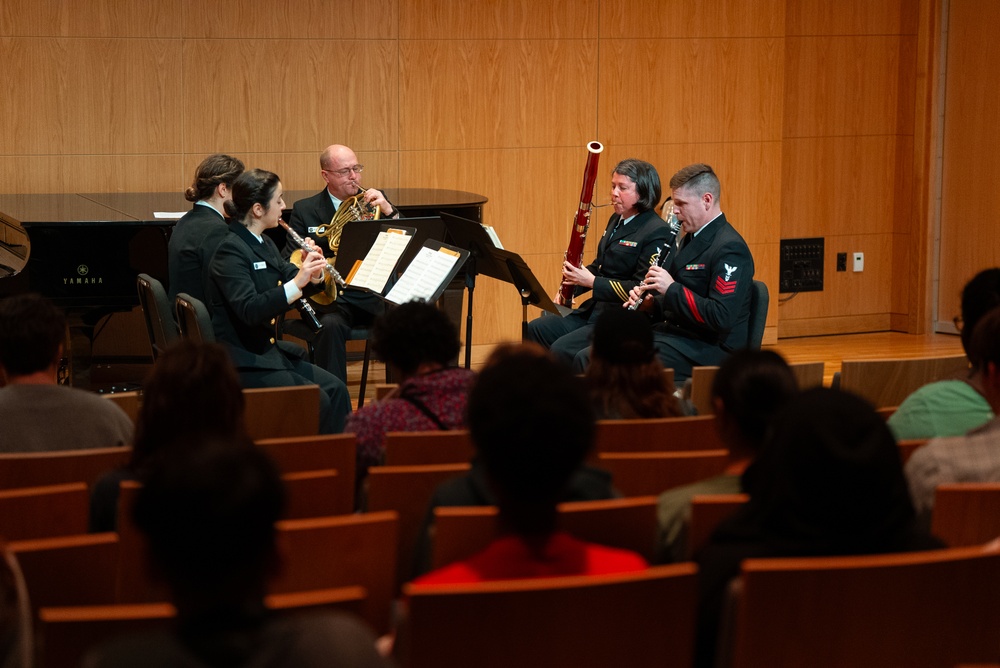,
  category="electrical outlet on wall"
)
[853,252,864,272]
